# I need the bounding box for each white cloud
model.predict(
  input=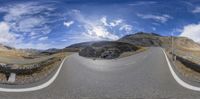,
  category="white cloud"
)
[119,24,133,33]
[64,21,74,27]
[100,16,108,26]
[0,2,54,39]
[129,1,157,6]
[0,21,51,49]
[192,7,200,13]
[15,17,47,33]
[100,16,123,27]
[84,25,119,40]
[69,10,119,41]
[0,22,19,45]
[110,19,123,27]
[100,16,133,34]
[180,23,200,43]
[137,13,173,23]
[0,2,59,49]
[38,36,48,41]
